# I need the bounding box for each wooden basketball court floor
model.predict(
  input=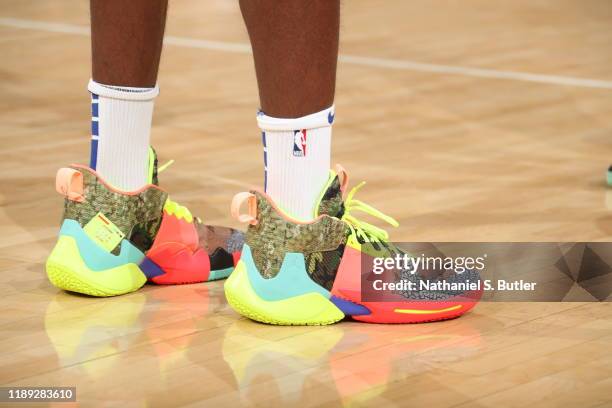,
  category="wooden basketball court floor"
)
[1,0,611,407]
